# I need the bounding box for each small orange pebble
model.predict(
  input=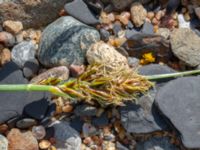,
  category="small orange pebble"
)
[153,25,159,33]
[62,104,73,113]
[59,9,67,16]
[0,124,8,134]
